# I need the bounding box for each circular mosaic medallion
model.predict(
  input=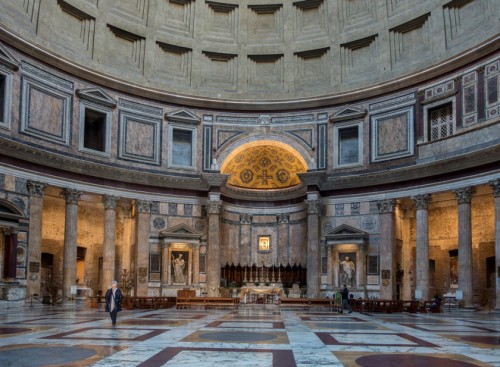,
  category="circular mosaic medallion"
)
[240,169,254,184]
[276,169,290,183]
[153,217,166,229]
[259,157,271,167]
